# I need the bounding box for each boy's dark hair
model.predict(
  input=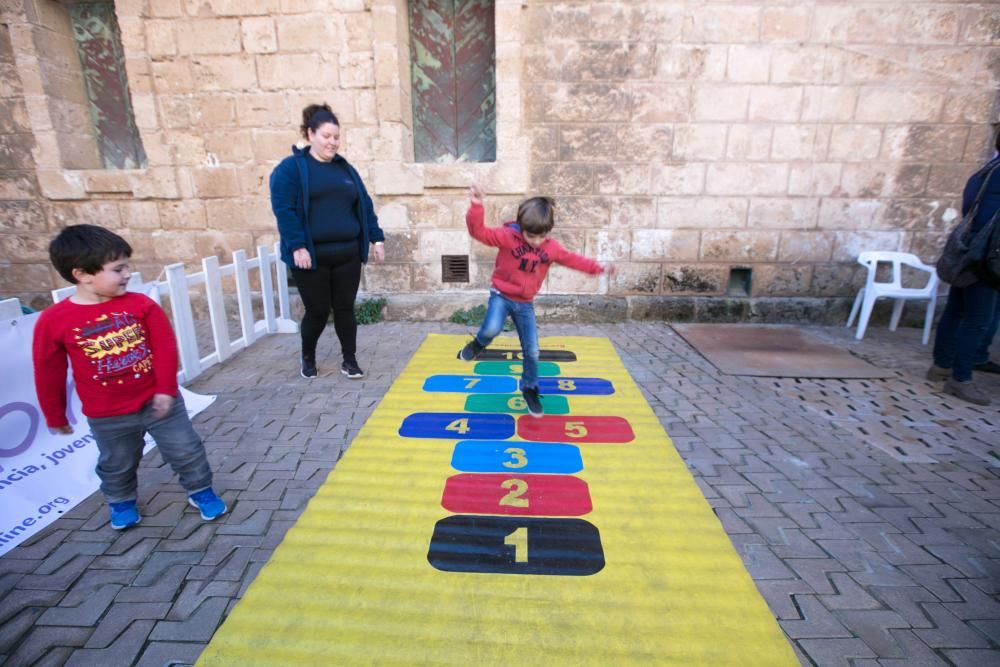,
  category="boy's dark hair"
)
[300,103,339,139]
[49,224,132,284]
[517,196,556,235]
